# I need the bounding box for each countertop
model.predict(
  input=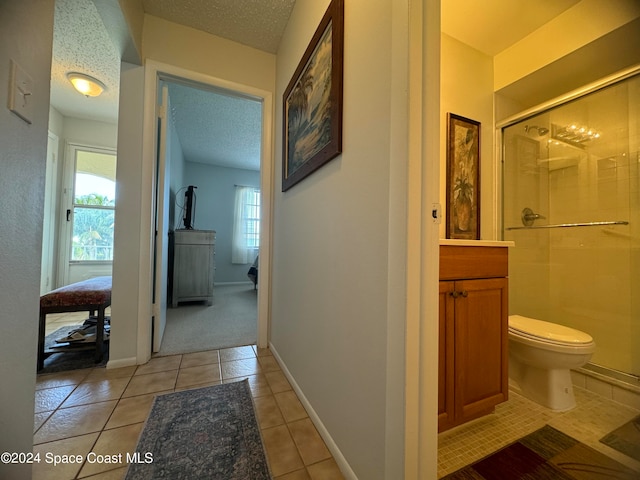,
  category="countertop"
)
[439,239,515,247]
